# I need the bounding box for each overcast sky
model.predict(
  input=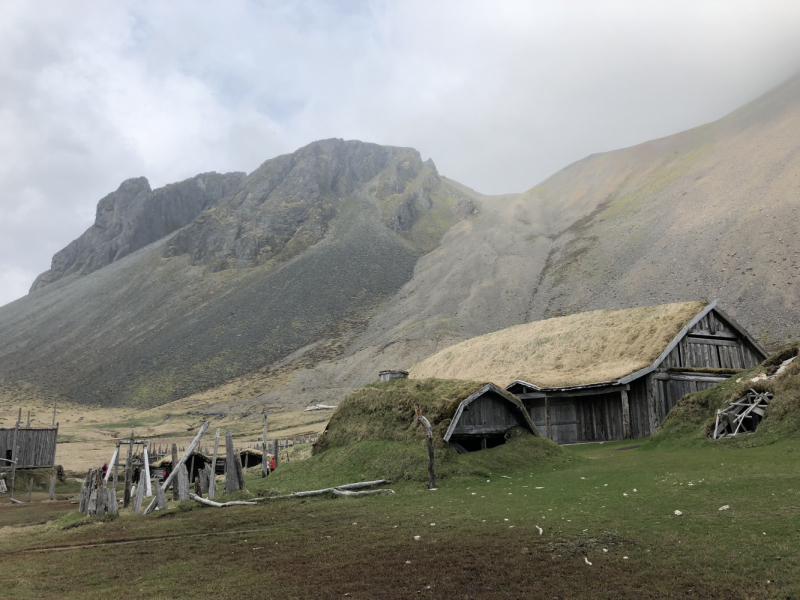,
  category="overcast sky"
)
[2,0,800,307]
